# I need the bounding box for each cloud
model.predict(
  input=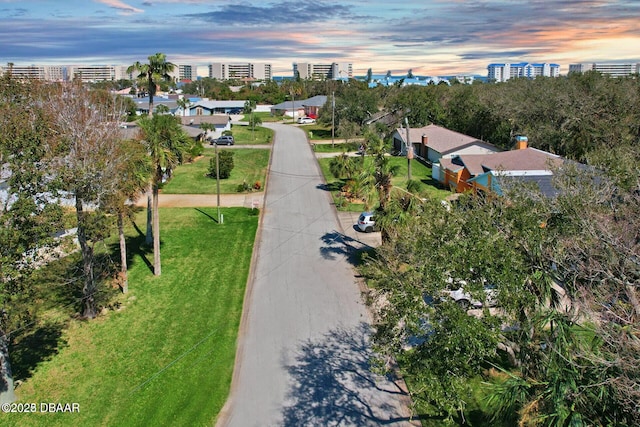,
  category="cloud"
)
[185,1,364,25]
[94,0,144,14]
